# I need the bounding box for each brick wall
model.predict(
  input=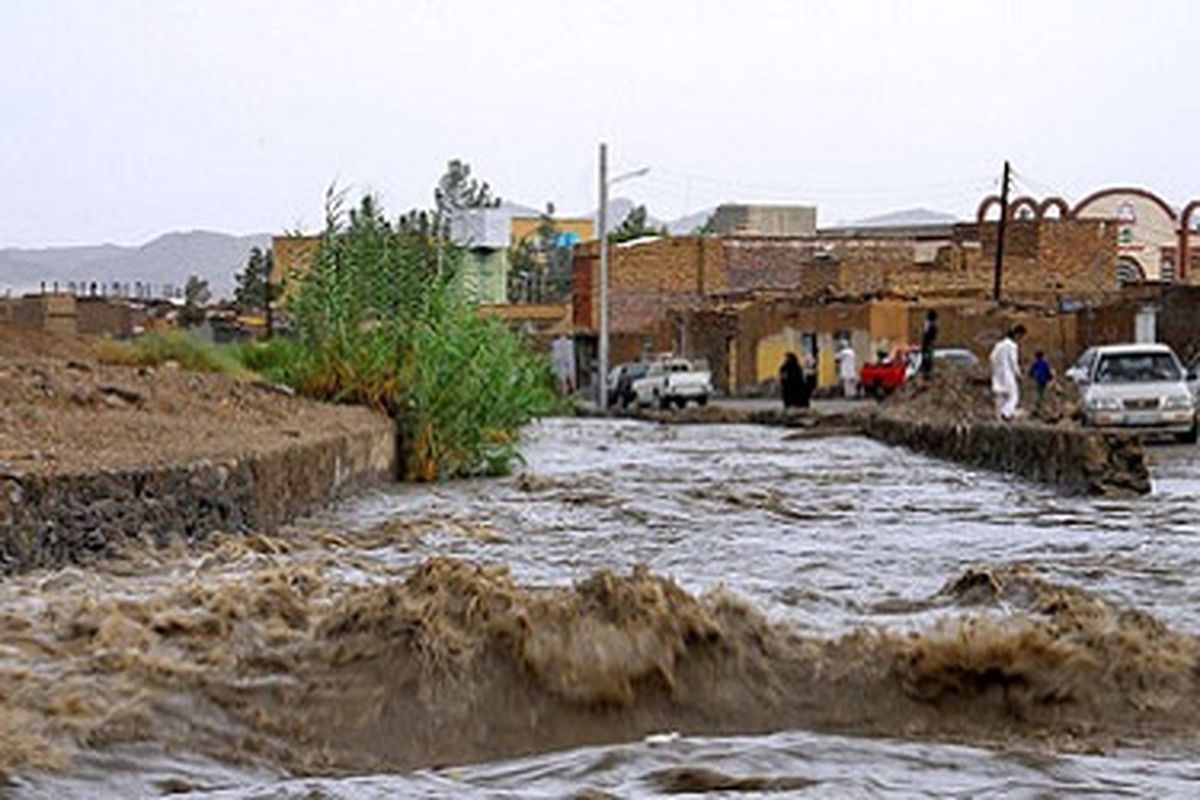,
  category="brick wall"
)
[76,298,134,337]
[973,219,1118,300]
[573,237,720,334]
